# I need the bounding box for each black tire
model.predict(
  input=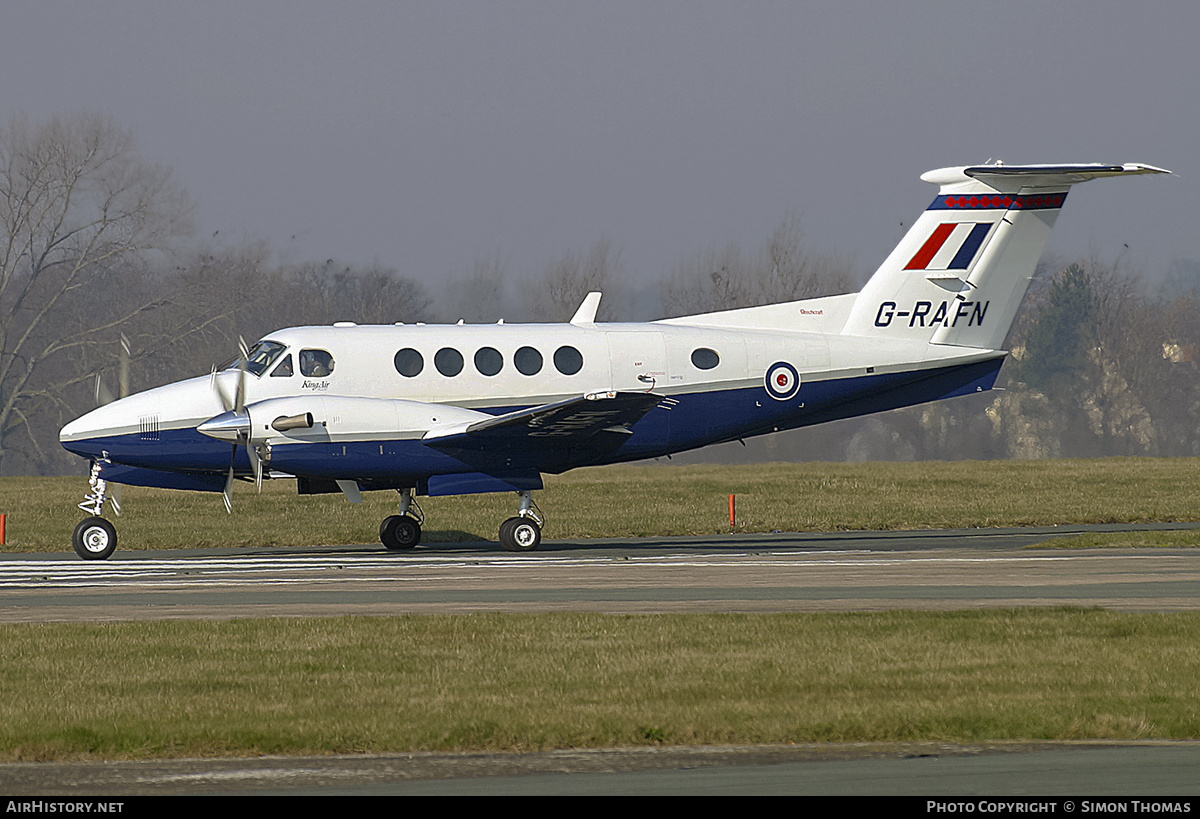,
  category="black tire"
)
[498,517,516,548]
[73,516,117,561]
[380,514,421,550]
[499,516,541,552]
